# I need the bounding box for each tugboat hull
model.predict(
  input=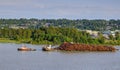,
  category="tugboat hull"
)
[42,47,54,51]
[17,48,36,51]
